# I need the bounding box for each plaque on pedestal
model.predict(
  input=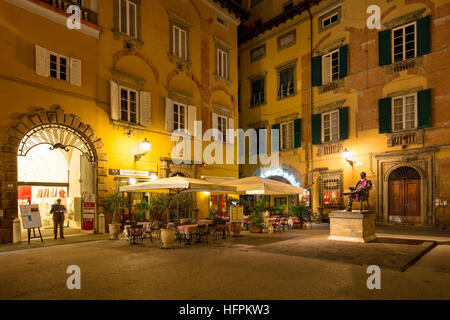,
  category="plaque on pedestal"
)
[328,210,376,243]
